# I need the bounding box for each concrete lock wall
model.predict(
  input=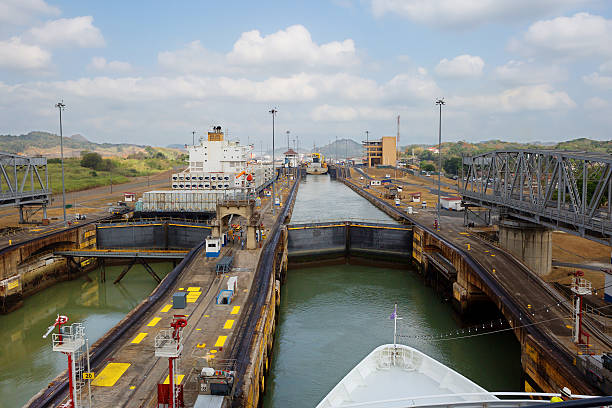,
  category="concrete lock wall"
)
[498,219,552,276]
